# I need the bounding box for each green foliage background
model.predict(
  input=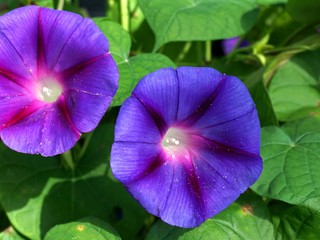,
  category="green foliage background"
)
[0,0,319,239]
